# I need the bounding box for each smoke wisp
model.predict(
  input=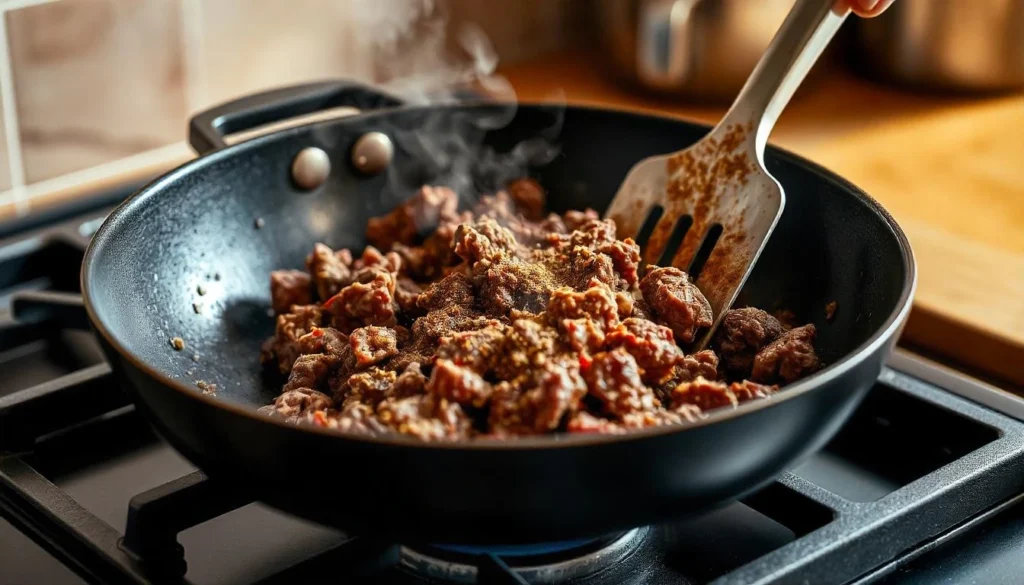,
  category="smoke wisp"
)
[349,0,565,206]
